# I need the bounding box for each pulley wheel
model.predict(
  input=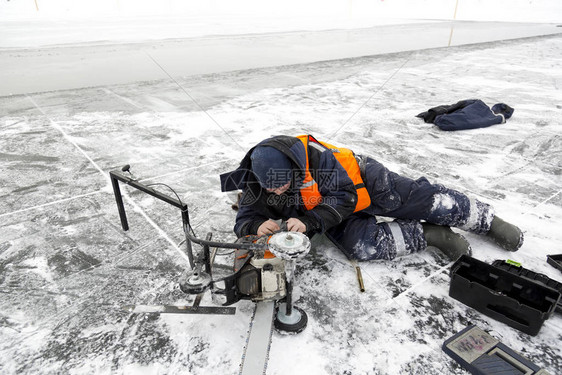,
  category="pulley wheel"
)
[178,268,212,294]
